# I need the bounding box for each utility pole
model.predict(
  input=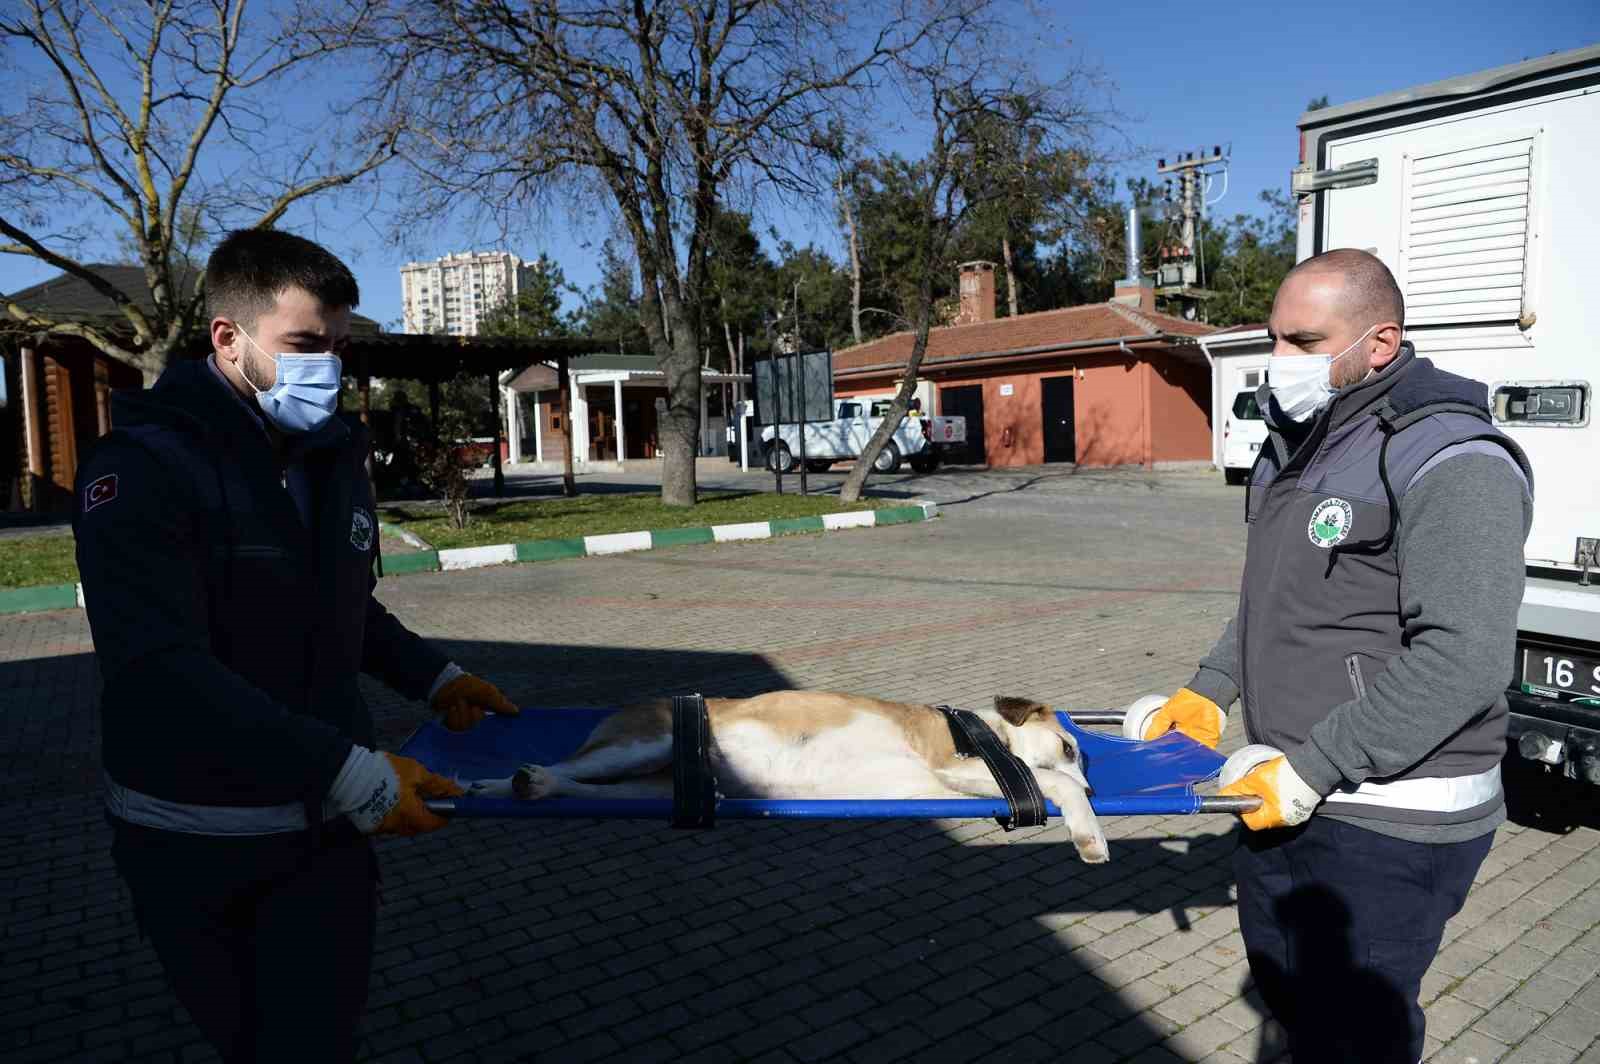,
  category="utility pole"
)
[1155,145,1228,321]
[793,280,809,496]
